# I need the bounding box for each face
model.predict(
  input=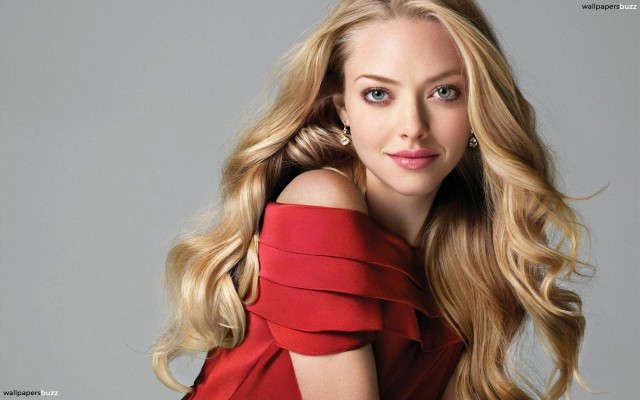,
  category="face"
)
[334,18,470,203]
